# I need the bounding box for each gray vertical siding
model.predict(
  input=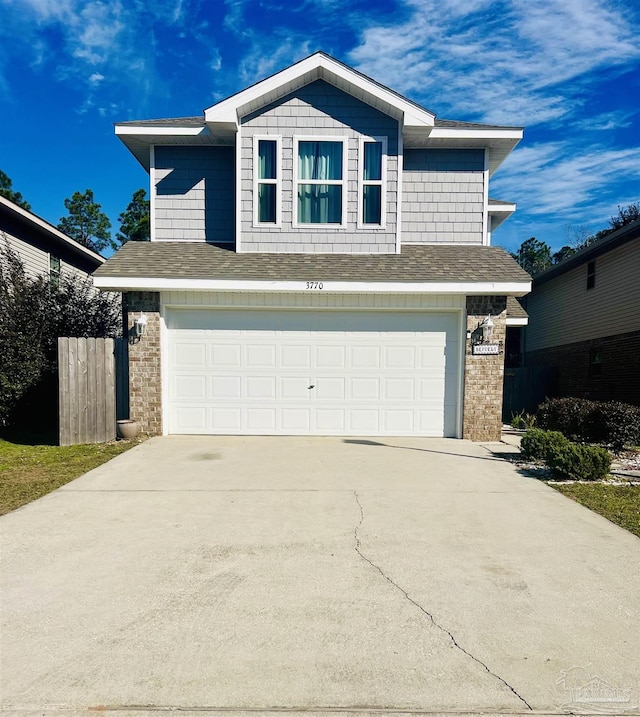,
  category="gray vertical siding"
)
[240,80,399,253]
[154,146,235,243]
[401,149,485,244]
